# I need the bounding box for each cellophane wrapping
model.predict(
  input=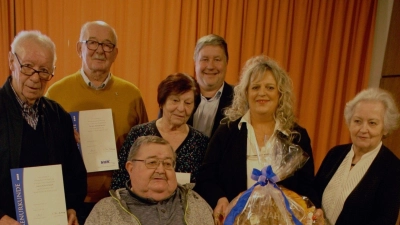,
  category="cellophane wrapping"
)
[224,132,316,225]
